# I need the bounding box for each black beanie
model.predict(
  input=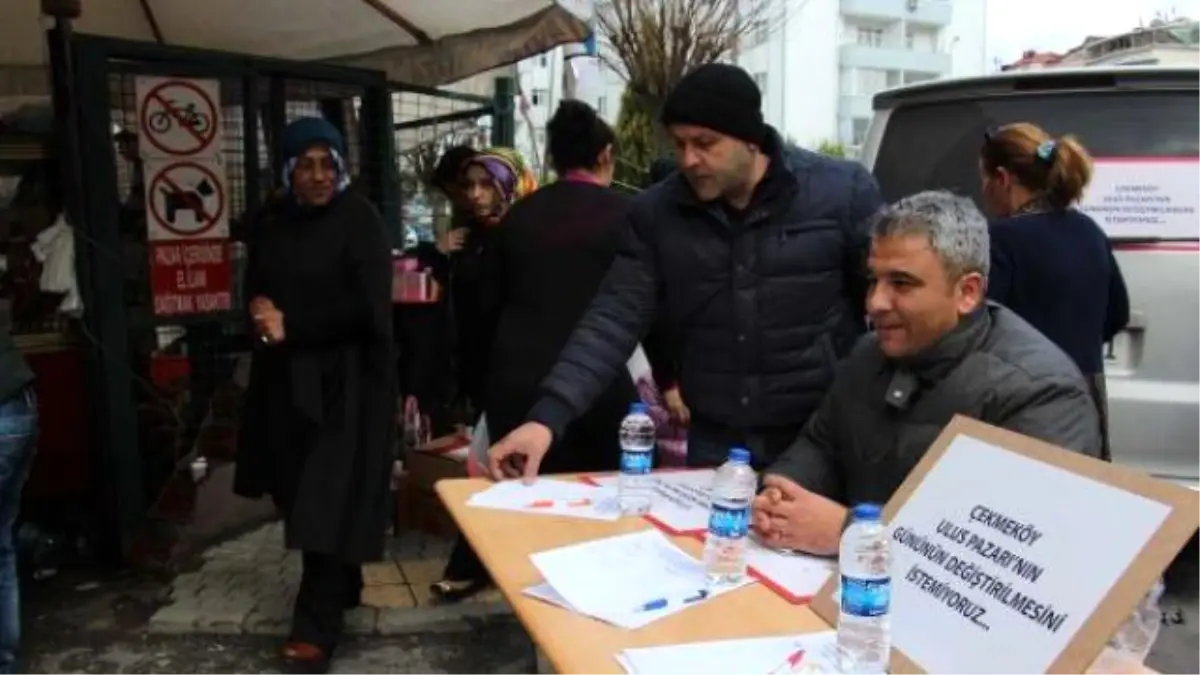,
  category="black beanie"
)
[660,63,764,145]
